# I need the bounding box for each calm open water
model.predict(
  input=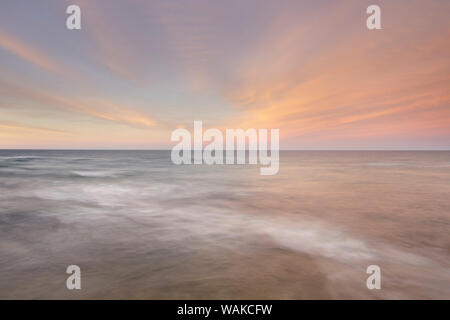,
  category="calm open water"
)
[0,150,449,299]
